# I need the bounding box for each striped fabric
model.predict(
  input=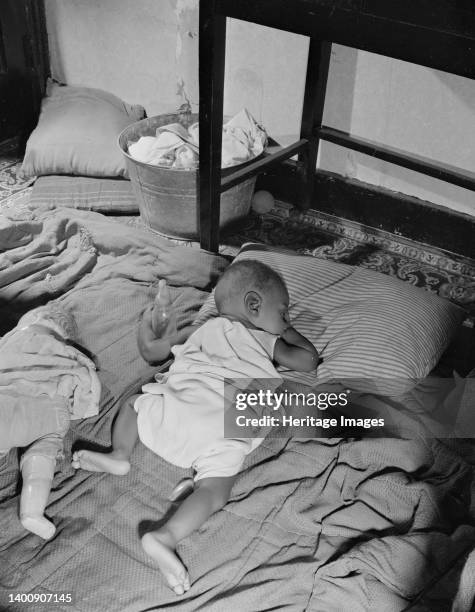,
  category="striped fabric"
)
[30,175,139,213]
[194,243,465,395]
